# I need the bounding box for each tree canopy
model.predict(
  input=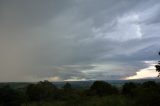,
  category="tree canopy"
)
[155,52,160,77]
